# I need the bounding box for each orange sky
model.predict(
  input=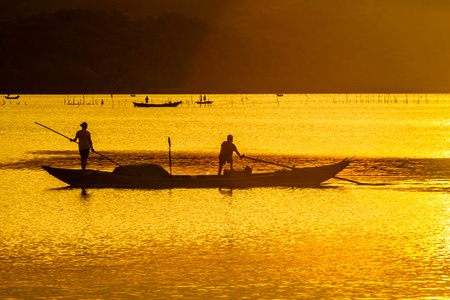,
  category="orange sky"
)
[4,0,450,92]
[183,0,450,92]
